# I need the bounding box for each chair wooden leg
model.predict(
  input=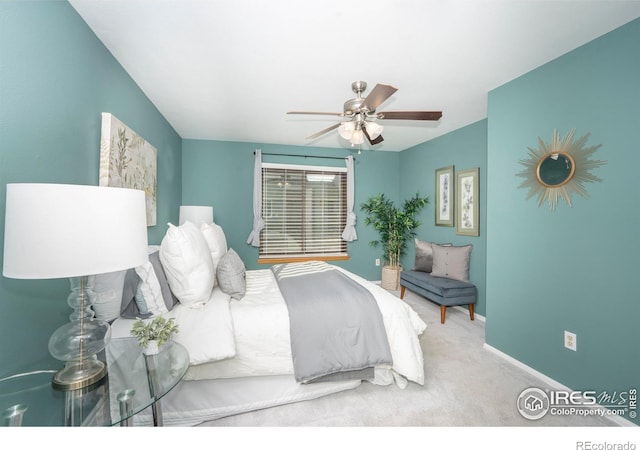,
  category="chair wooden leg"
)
[469,304,475,321]
[400,286,406,299]
[440,305,446,324]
